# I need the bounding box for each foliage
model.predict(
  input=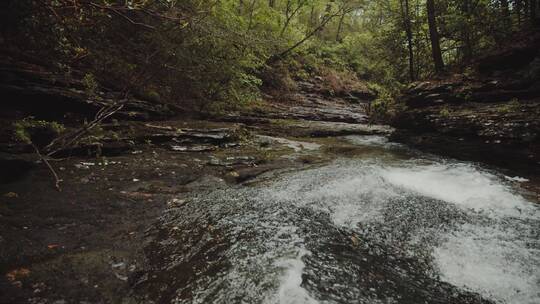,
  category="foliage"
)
[367,83,405,121]
[13,117,65,145]
[439,106,451,118]
[83,73,99,97]
[2,0,537,114]
[497,98,522,114]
